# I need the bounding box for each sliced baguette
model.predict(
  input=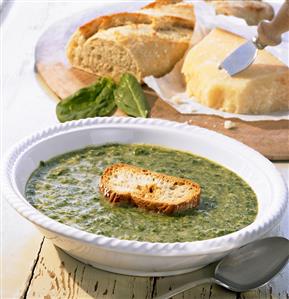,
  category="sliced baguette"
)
[66,0,195,82]
[99,163,201,214]
[212,0,274,26]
